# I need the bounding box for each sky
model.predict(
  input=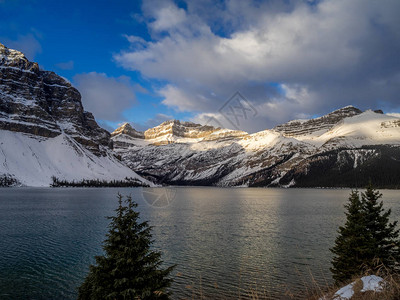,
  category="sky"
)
[1,0,399,133]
